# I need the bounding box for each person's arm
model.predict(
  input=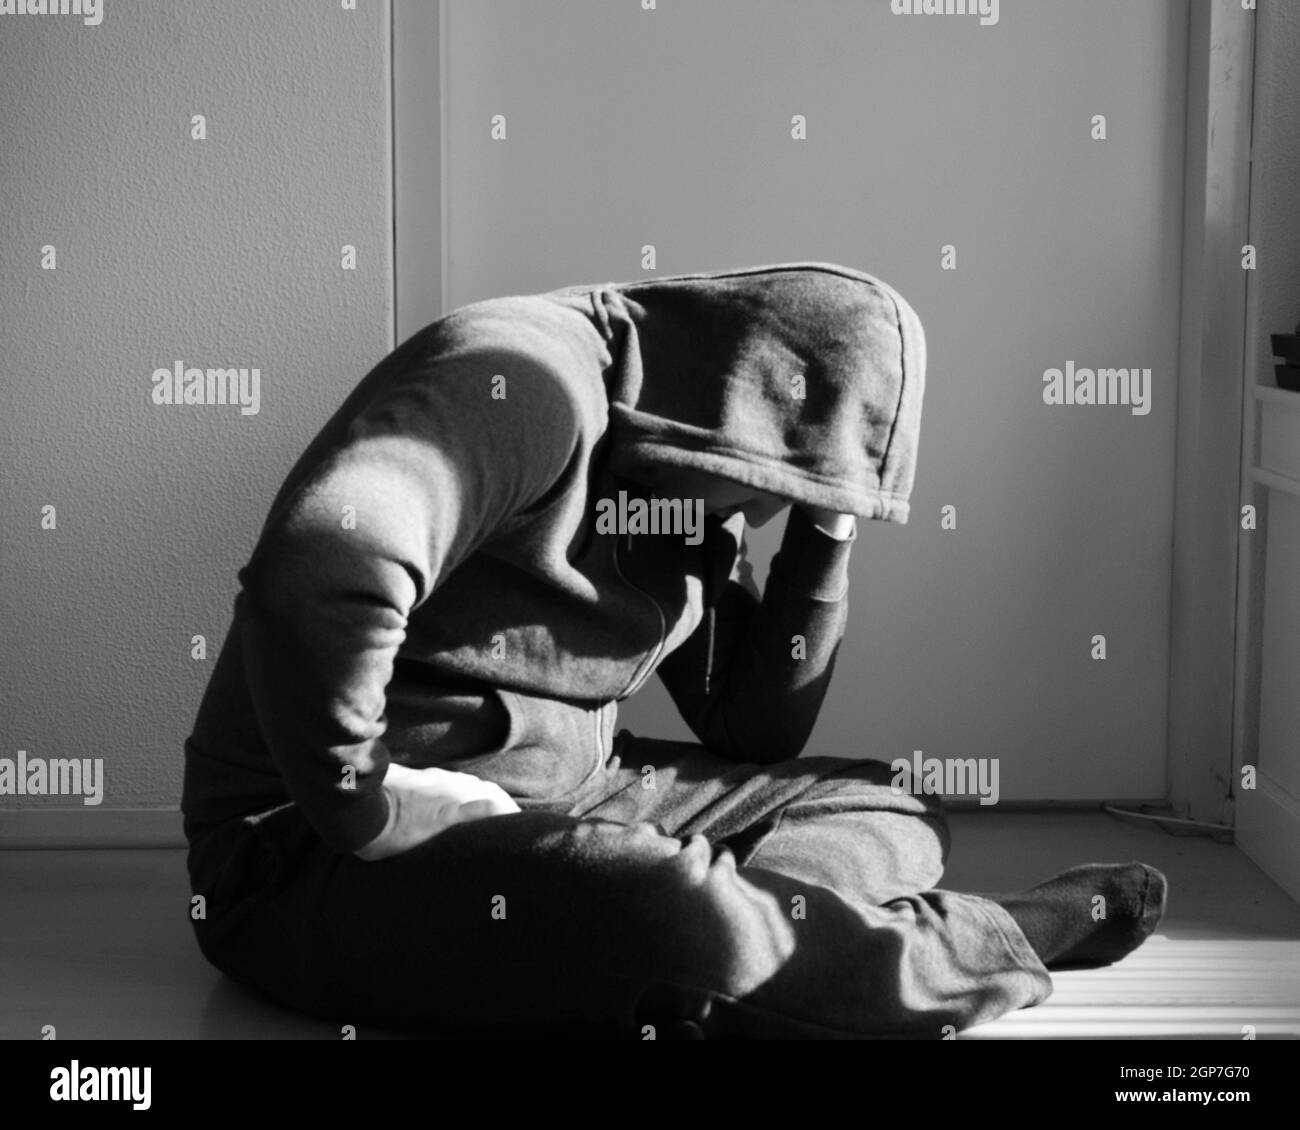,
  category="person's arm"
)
[655,503,857,765]
[802,505,857,540]
[237,347,583,857]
